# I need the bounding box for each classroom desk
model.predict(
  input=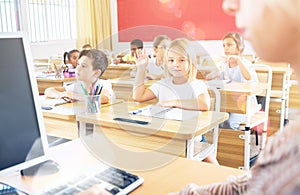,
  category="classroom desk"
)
[42,100,124,140]
[36,77,76,94]
[200,65,292,134]
[207,81,267,118]
[101,64,135,79]
[0,139,244,195]
[110,78,157,101]
[76,102,229,160]
[207,81,268,170]
[42,102,81,140]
